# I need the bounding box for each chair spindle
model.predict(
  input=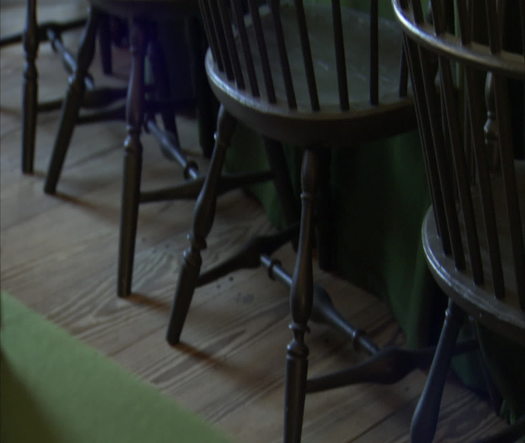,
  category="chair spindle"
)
[199,0,224,73]
[465,67,505,297]
[332,0,349,110]
[369,0,379,105]
[493,75,525,303]
[268,0,297,109]
[231,0,260,96]
[218,2,246,89]
[248,0,277,102]
[209,0,235,80]
[294,0,319,111]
